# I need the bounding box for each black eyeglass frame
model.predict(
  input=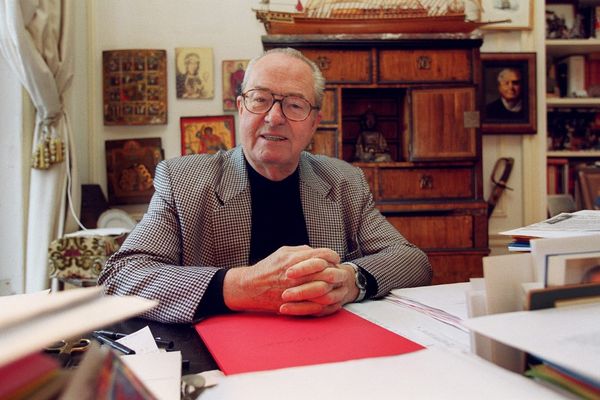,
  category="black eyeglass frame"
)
[241,89,320,122]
